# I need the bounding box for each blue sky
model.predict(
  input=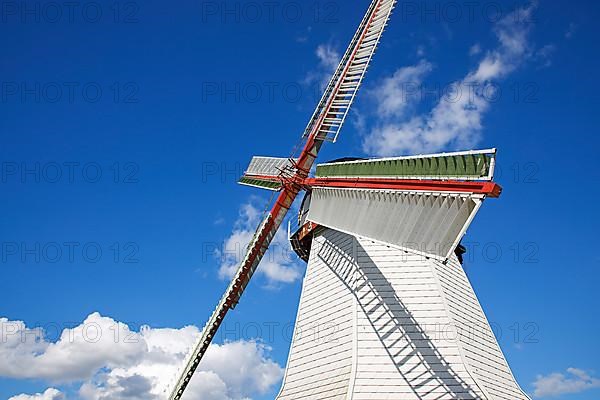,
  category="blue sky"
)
[1,0,599,399]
